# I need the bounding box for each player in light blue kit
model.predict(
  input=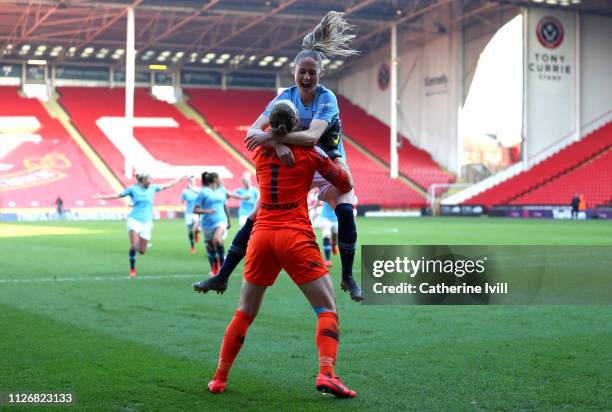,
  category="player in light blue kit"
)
[193,172,231,276]
[181,176,201,253]
[193,11,363,302]
[95,172,183,277]
[233,172,259,228]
